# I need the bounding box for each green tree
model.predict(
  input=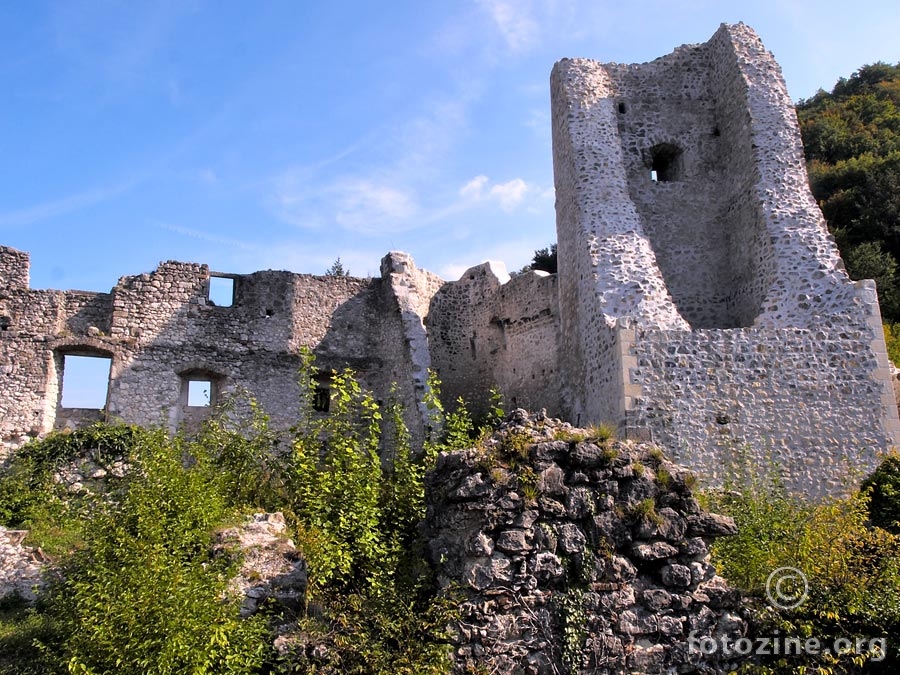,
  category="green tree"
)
[325,257,349,277]
[518,243,558,274]
[862,451,900,533]
[797,61,900,321]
